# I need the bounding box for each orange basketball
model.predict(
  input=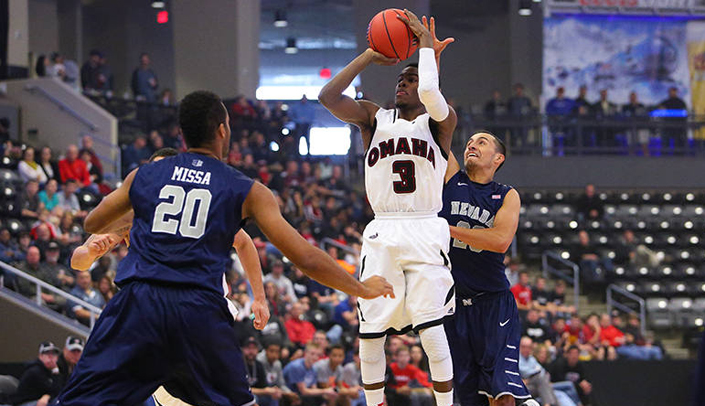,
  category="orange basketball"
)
[367,9,418,61]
